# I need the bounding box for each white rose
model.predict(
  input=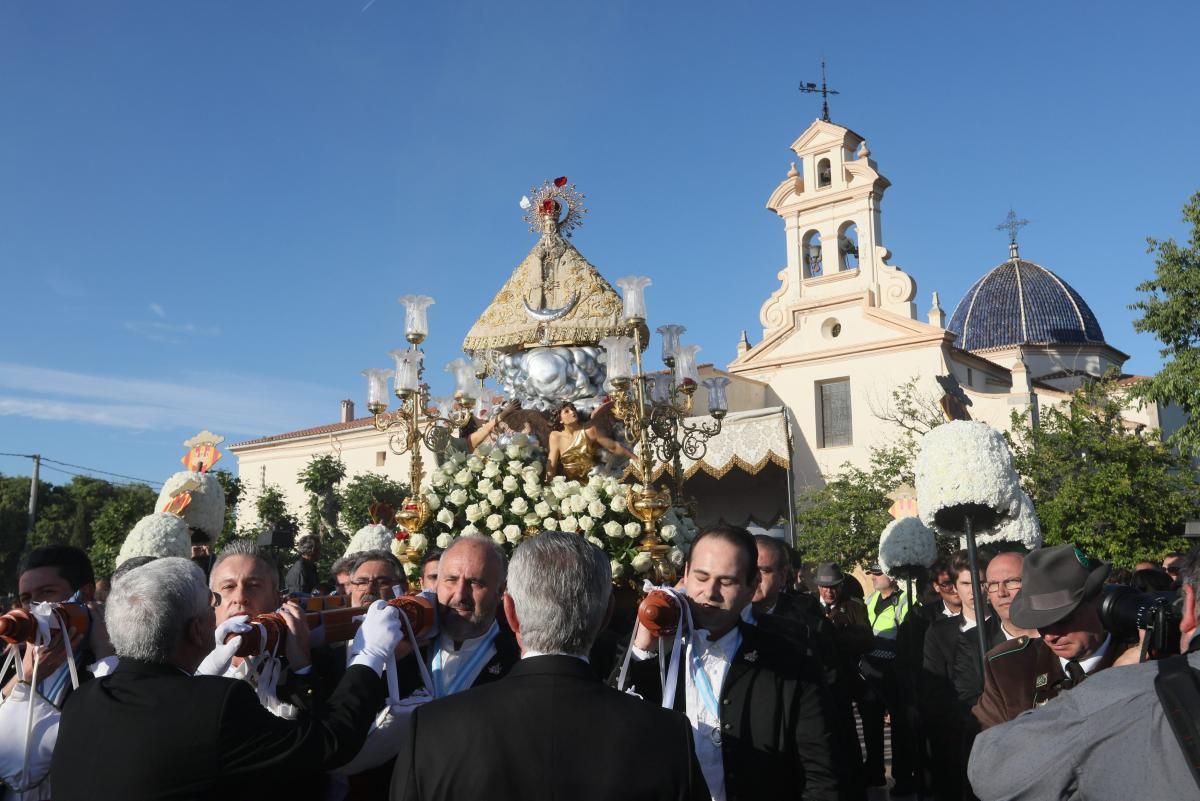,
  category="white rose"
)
[510,497,529,515]
[484,489,502,506]
[485,514,504,531]
[506,460,523,476]
[425,493,441,511]
[430,471,448,488]
[506,444,522,459]
[603,520,624,539]
[551,482,572,500]
[436,533,455,549]
[659,524,677,542]
[668,547,685,567]
[503,524,522,543]
[587,500,606,518]
[448,489,469,507]
[482,463,501,479]
[604,478,621,496]
[467,456,484,473]
[436,508,455,527]
[560,515,579,533]
[610,495,628,513]
[479,500,492,516]
[624,522,643,539]
[610,559,626,578]
[491,531,506,545]
[582,487,600,502]
[409,533,428,554]
[578,515,595,531]
[523,512,542,526]
[631,552,653,573]
[502,475,519,493]
[522,468,541,486]
[476,479,494,495]
[569,495,588,514]
[461,524,481,537]
[534,501,552,518]
[523,483,542,500]
[543,517,559,531]
[454,469,472,486]
[586,535,604,549]
[465,504,483,523]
